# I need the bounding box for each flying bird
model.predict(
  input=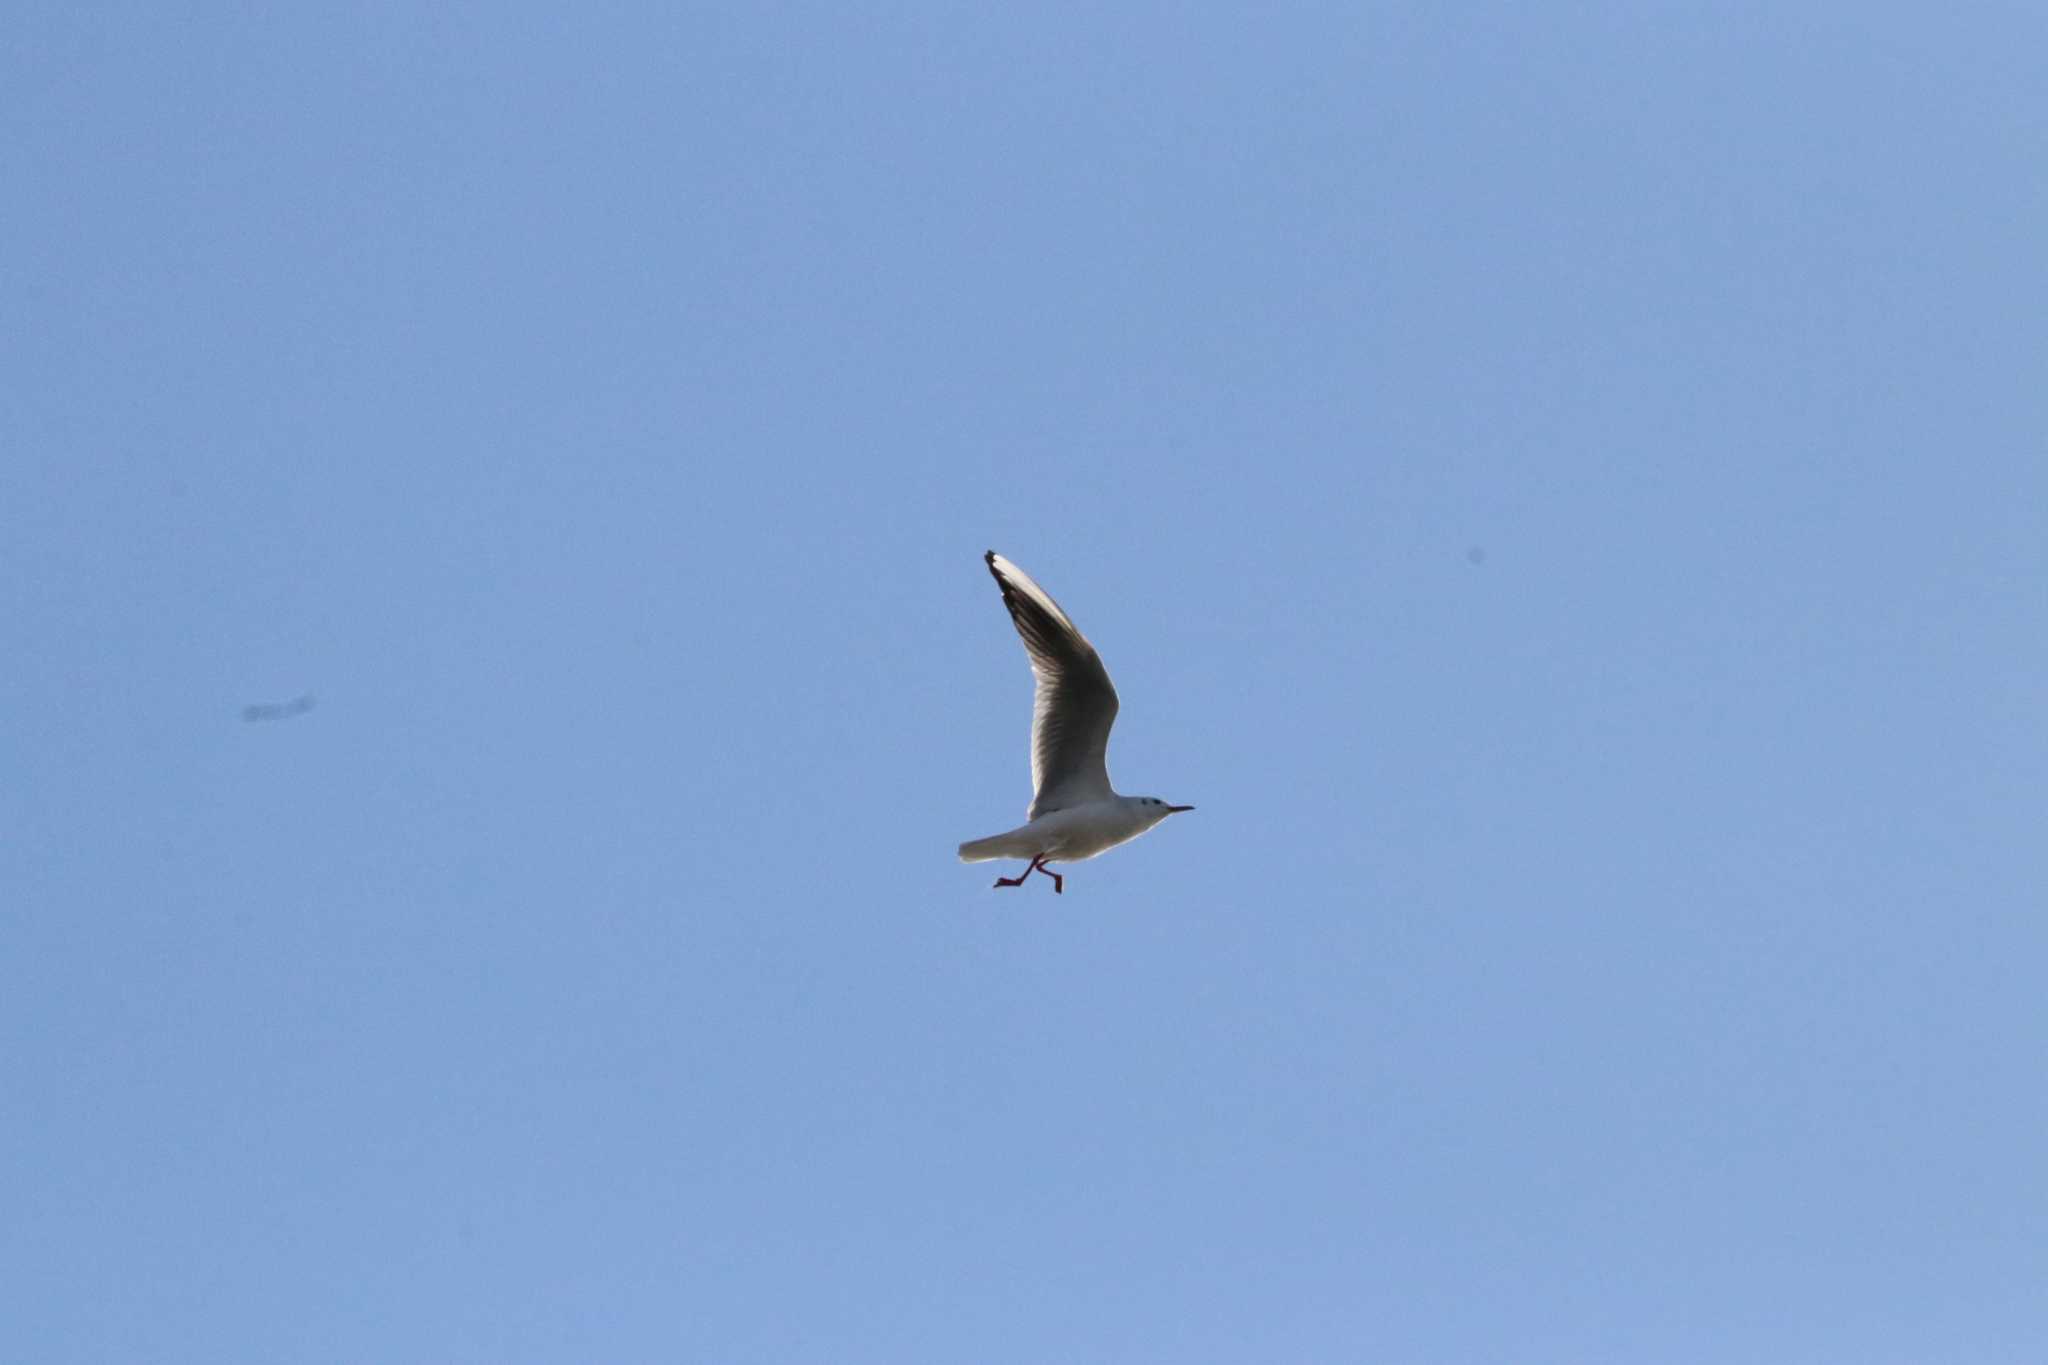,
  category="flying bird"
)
[959,551,1193,893]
